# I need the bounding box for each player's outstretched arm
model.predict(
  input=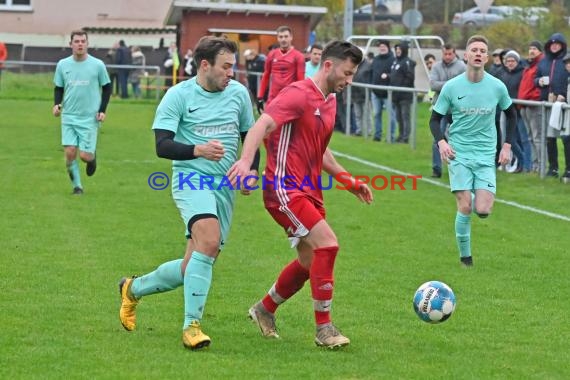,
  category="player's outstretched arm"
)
[323,148,373,204]
[227,113,276,185]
